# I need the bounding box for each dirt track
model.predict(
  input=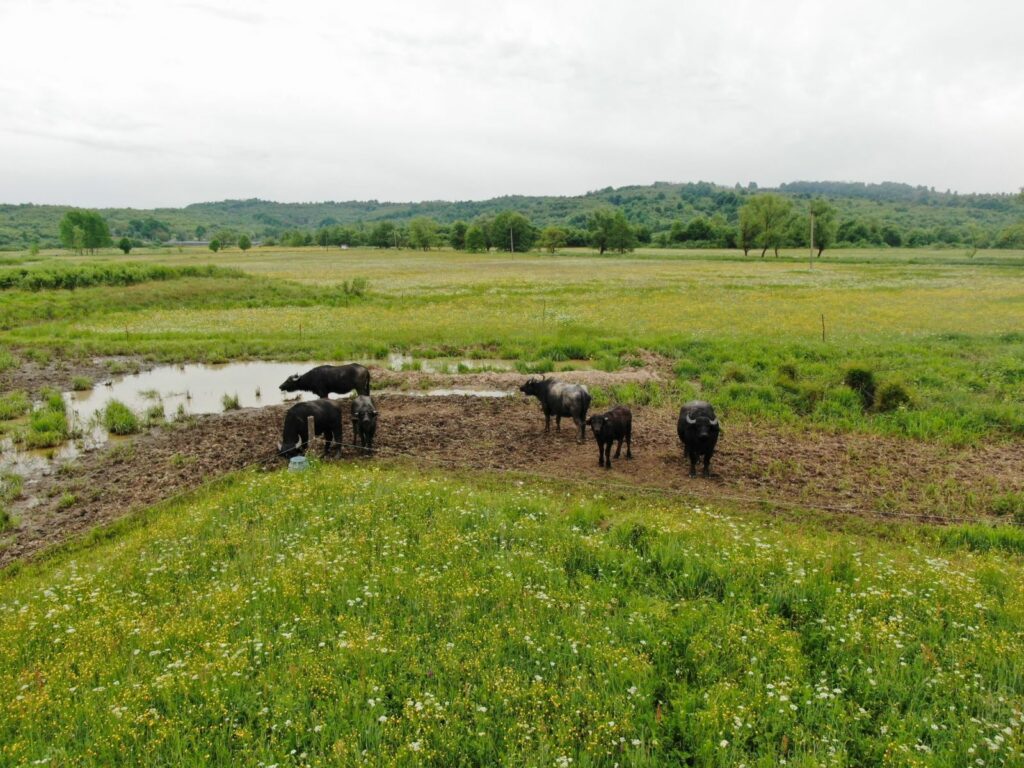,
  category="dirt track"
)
[3,394,1023,568]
